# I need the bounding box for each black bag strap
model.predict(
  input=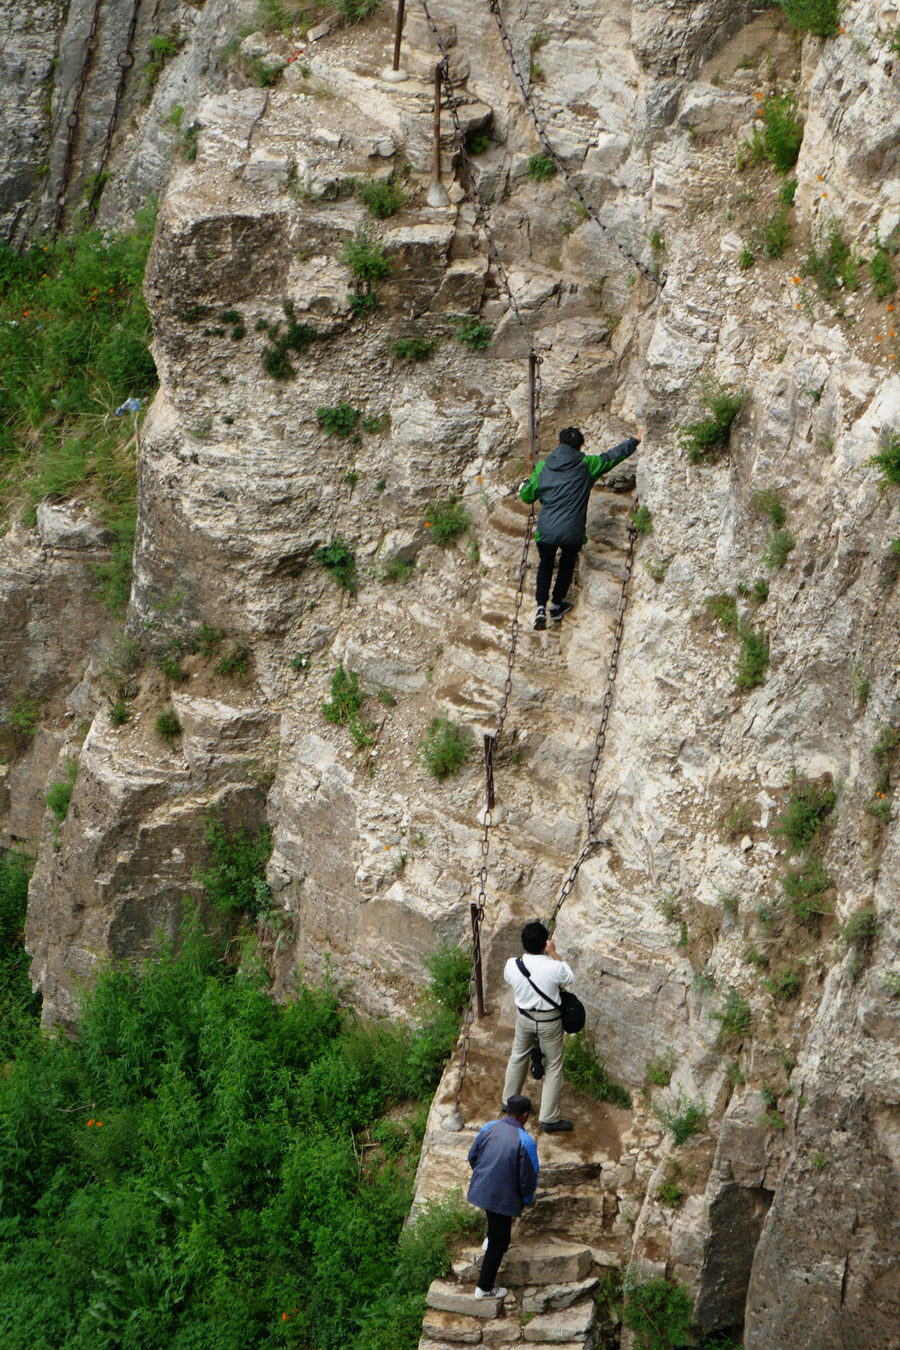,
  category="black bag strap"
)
[515,958,561,1013]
